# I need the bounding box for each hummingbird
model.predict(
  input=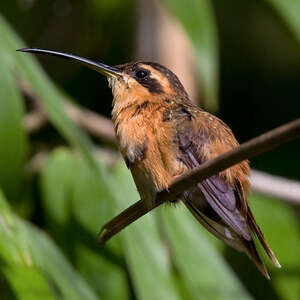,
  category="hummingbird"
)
[18,48,280,279]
